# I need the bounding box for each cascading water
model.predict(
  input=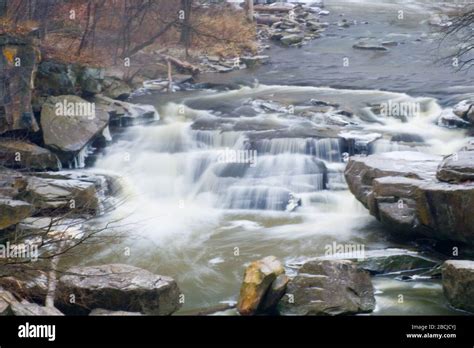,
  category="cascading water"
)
[87,83,467,314]
[78,0,474,315]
